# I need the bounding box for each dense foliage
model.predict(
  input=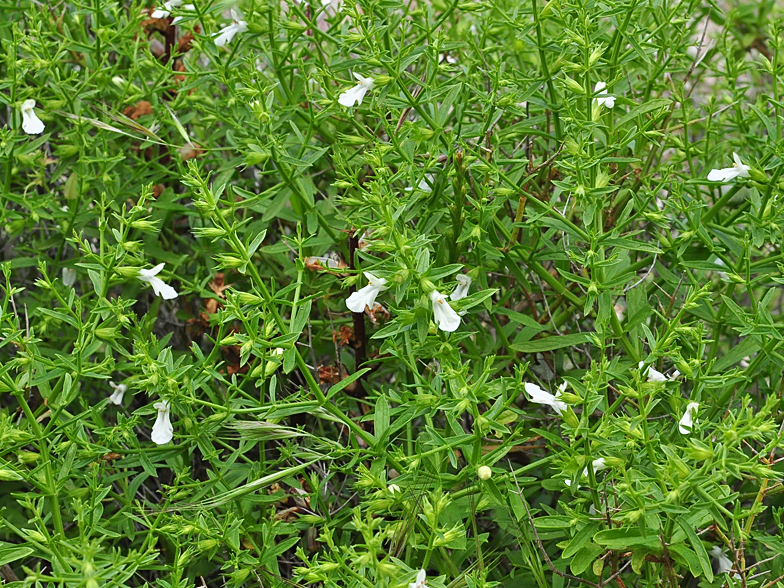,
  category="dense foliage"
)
[3,0,784,587]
